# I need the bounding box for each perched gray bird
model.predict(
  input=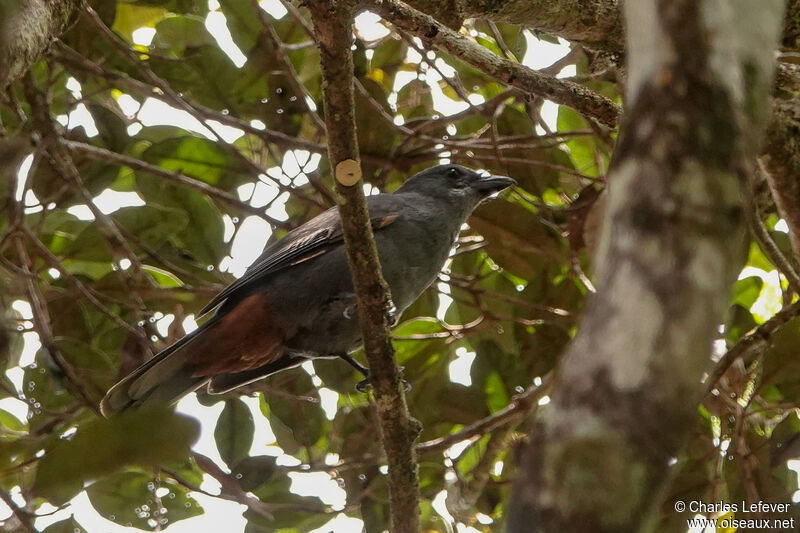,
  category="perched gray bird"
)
[100,164,514,415]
